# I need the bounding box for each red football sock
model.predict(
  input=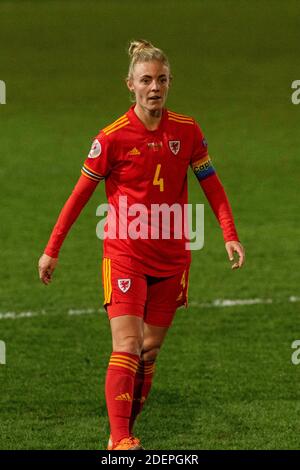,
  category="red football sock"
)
[105,352,139,445]
[129,360,156,433]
